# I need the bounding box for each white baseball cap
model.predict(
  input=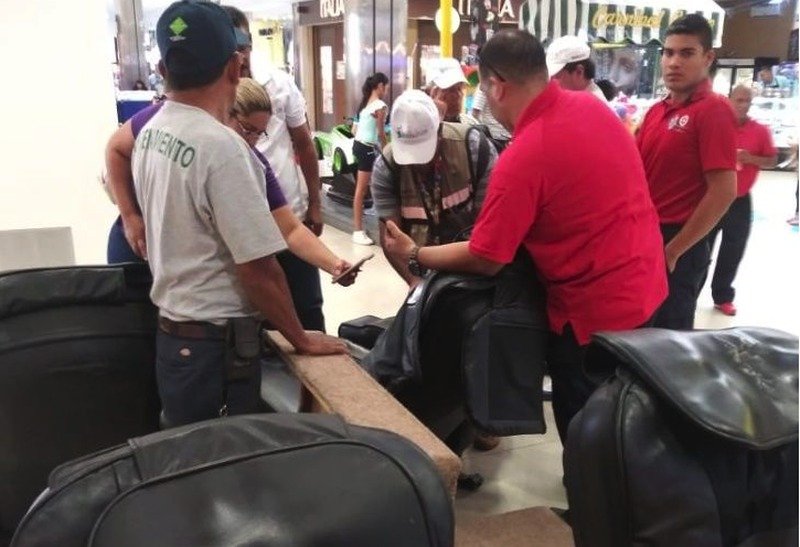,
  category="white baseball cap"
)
[390,90,441,165]
[428,57,468,90]
[546,35,591,77]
